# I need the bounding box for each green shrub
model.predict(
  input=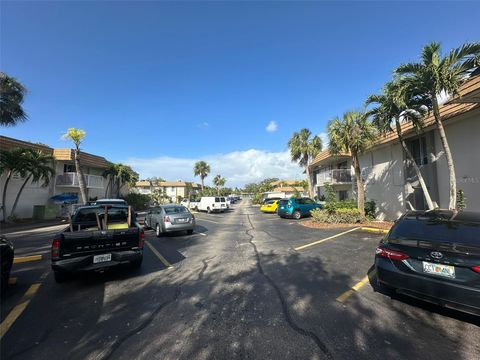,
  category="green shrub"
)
[122,193,151,211]
[252,193,263,204]
[364,200,376,220]
[311,208,363,224]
